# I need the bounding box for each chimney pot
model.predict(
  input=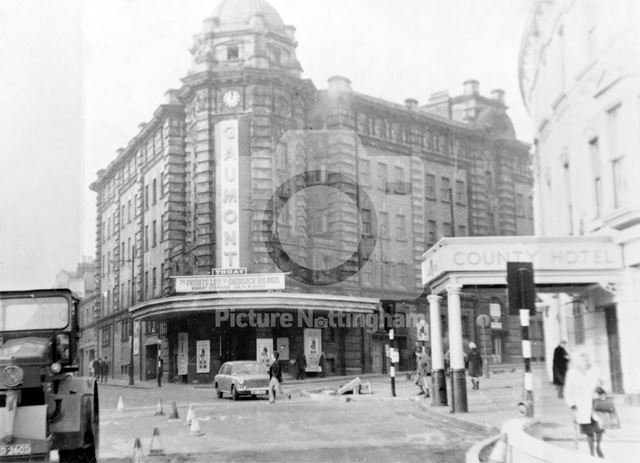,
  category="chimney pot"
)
[463,79,480,96]
[404,98,419,110]
[491,88,506,104]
